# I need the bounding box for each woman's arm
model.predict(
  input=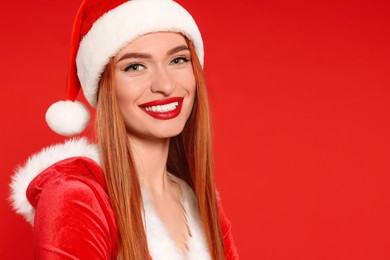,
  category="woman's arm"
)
[218,200,239,260]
